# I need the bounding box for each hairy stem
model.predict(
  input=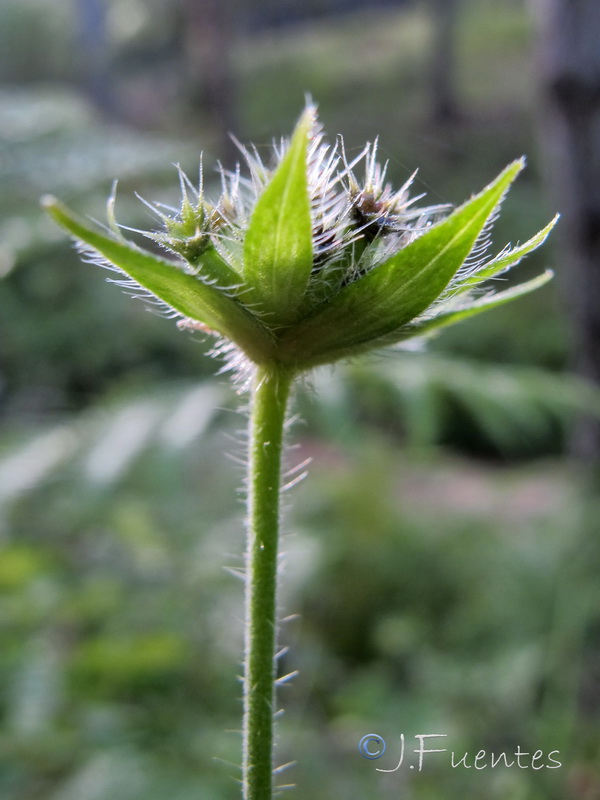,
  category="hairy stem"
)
[243,364,294,800]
